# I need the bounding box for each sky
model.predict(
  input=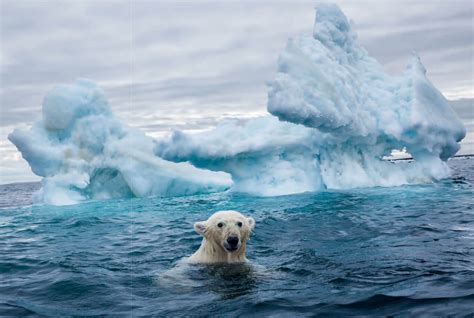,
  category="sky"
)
[1,0,473,184]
